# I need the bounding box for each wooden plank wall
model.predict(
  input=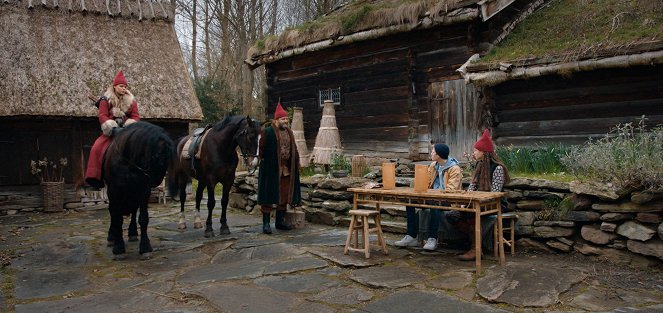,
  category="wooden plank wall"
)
[0,118,190,186]
[492,65,663,146]
[266,24,478,160]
